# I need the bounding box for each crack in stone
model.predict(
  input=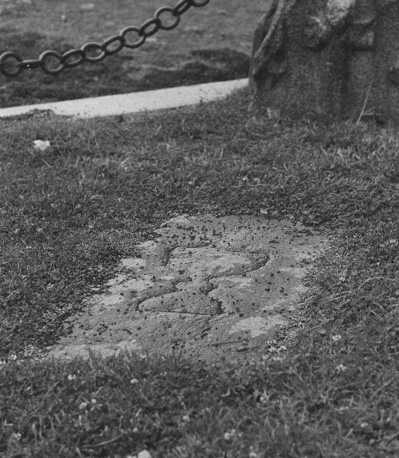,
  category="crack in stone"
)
[140,310,214,317]
[131,253,271,314]
[132,281,179,311]
[120,255,293,316]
